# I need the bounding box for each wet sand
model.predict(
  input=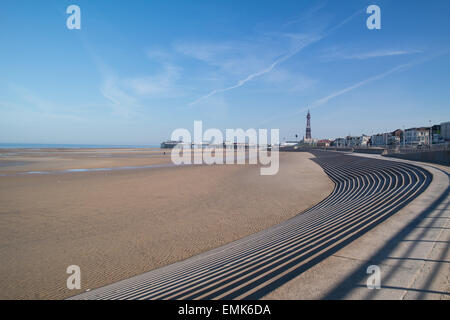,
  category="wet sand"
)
[0,149,334,299]
[0,148,170,174]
